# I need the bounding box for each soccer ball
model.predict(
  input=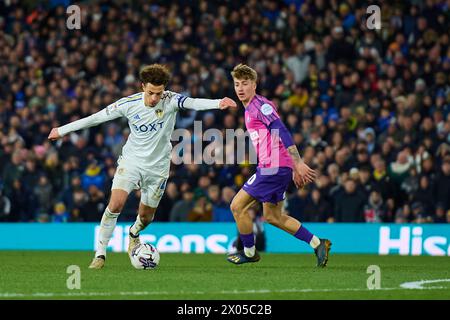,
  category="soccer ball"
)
[130,243,160,270]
